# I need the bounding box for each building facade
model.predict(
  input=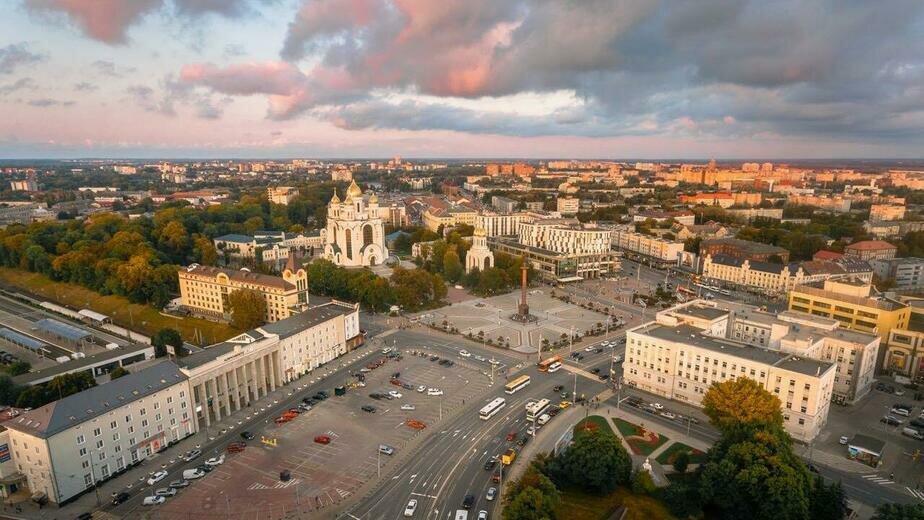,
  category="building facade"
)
[178,255,309,323]
[700,237,790,263]
[475,212,528,237]
[324,180,389,267]
[556,197,580,215]
[624,312,835,443]
[871,257,924,290]
[844,240,898,262]
[610,229,684,267]
[466,227,494,273]
[4,362,195,504]
[267,186,298,205]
